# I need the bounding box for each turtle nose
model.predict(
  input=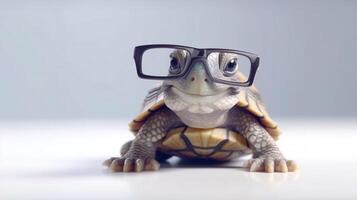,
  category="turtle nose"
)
[188,61,210,84]
[185,61,213,95]
[190,76,208,82]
